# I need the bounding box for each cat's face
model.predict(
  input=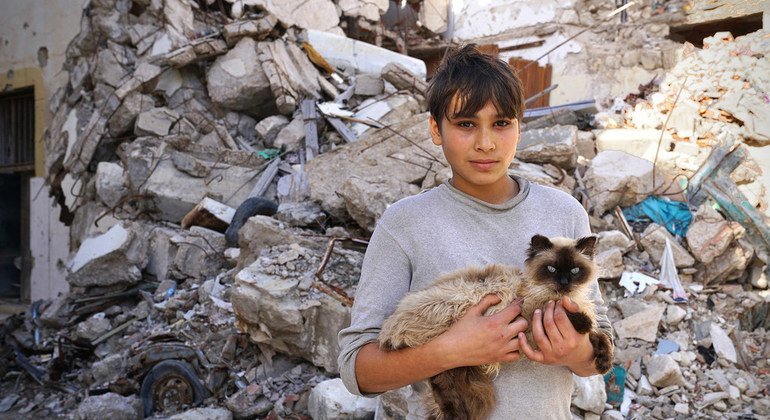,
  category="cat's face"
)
[524,235,598,293]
